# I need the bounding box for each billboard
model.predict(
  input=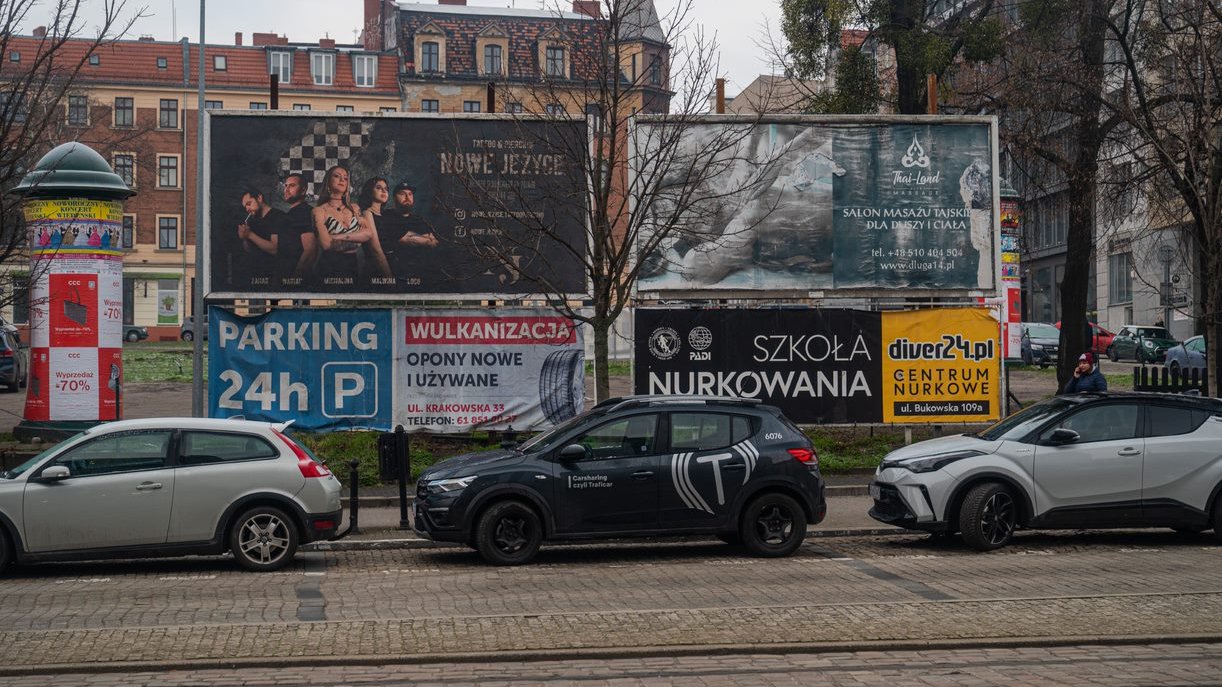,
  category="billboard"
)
[634,117,999,294]
[208,307,584,433]
[23,199,126,422]
[634,307,999,424]
[205,113,588,299]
